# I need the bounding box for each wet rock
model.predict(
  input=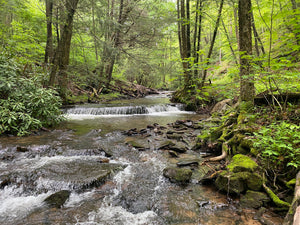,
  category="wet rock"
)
[157,140,176,150]
[16,146,29,152]
[125,138,149,151]
[215,171,246,195]
[123,128,138,136]
[0,177,11,188]
[44,190,71,208]
[163,167,193,184]
[166,133,183,141]
[240,190,269,209]
[0,154,15,161]
[215,171,263,195]
[97,158,110,163]
[102,149,113,157]
[37,160,125,190]
[176,160,199,167]
[168,142,188,153]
